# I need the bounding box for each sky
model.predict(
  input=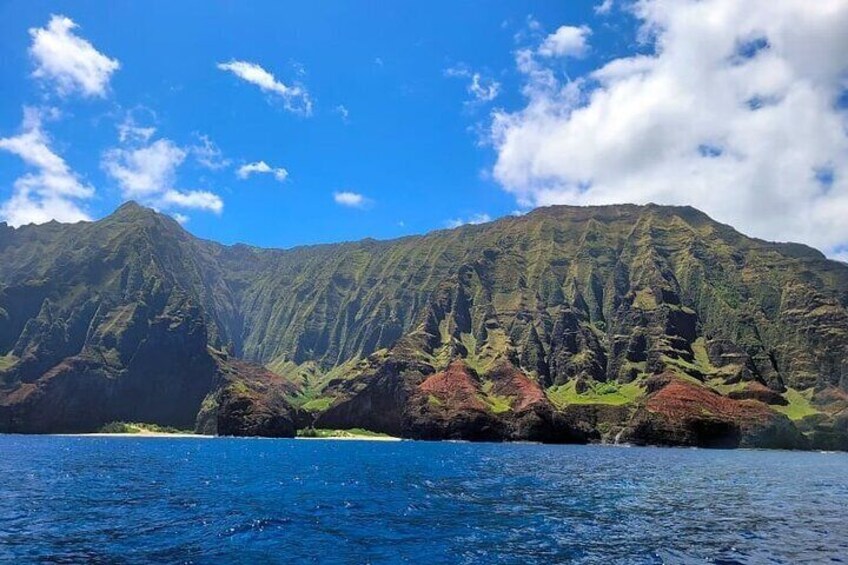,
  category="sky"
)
[1,1,847,259]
